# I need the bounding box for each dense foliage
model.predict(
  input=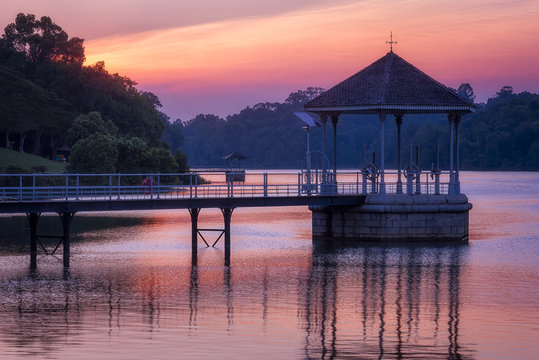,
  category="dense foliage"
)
[0,13,188,175]
[177,86,539,171]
